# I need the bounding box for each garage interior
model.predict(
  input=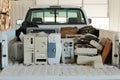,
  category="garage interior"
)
[0,0,120,80]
